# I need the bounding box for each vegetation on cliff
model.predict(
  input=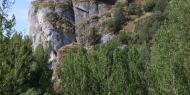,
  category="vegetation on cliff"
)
[0,0,190,95]
[60,0,190,95]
